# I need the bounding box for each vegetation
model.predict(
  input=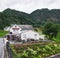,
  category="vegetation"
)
[0,30,9,37]
[10,42,60,58]
[42,22,59,39]
[34,28,42,34]
[0,8,60,58]
[52,31,60,43]
[0,8,60,29]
